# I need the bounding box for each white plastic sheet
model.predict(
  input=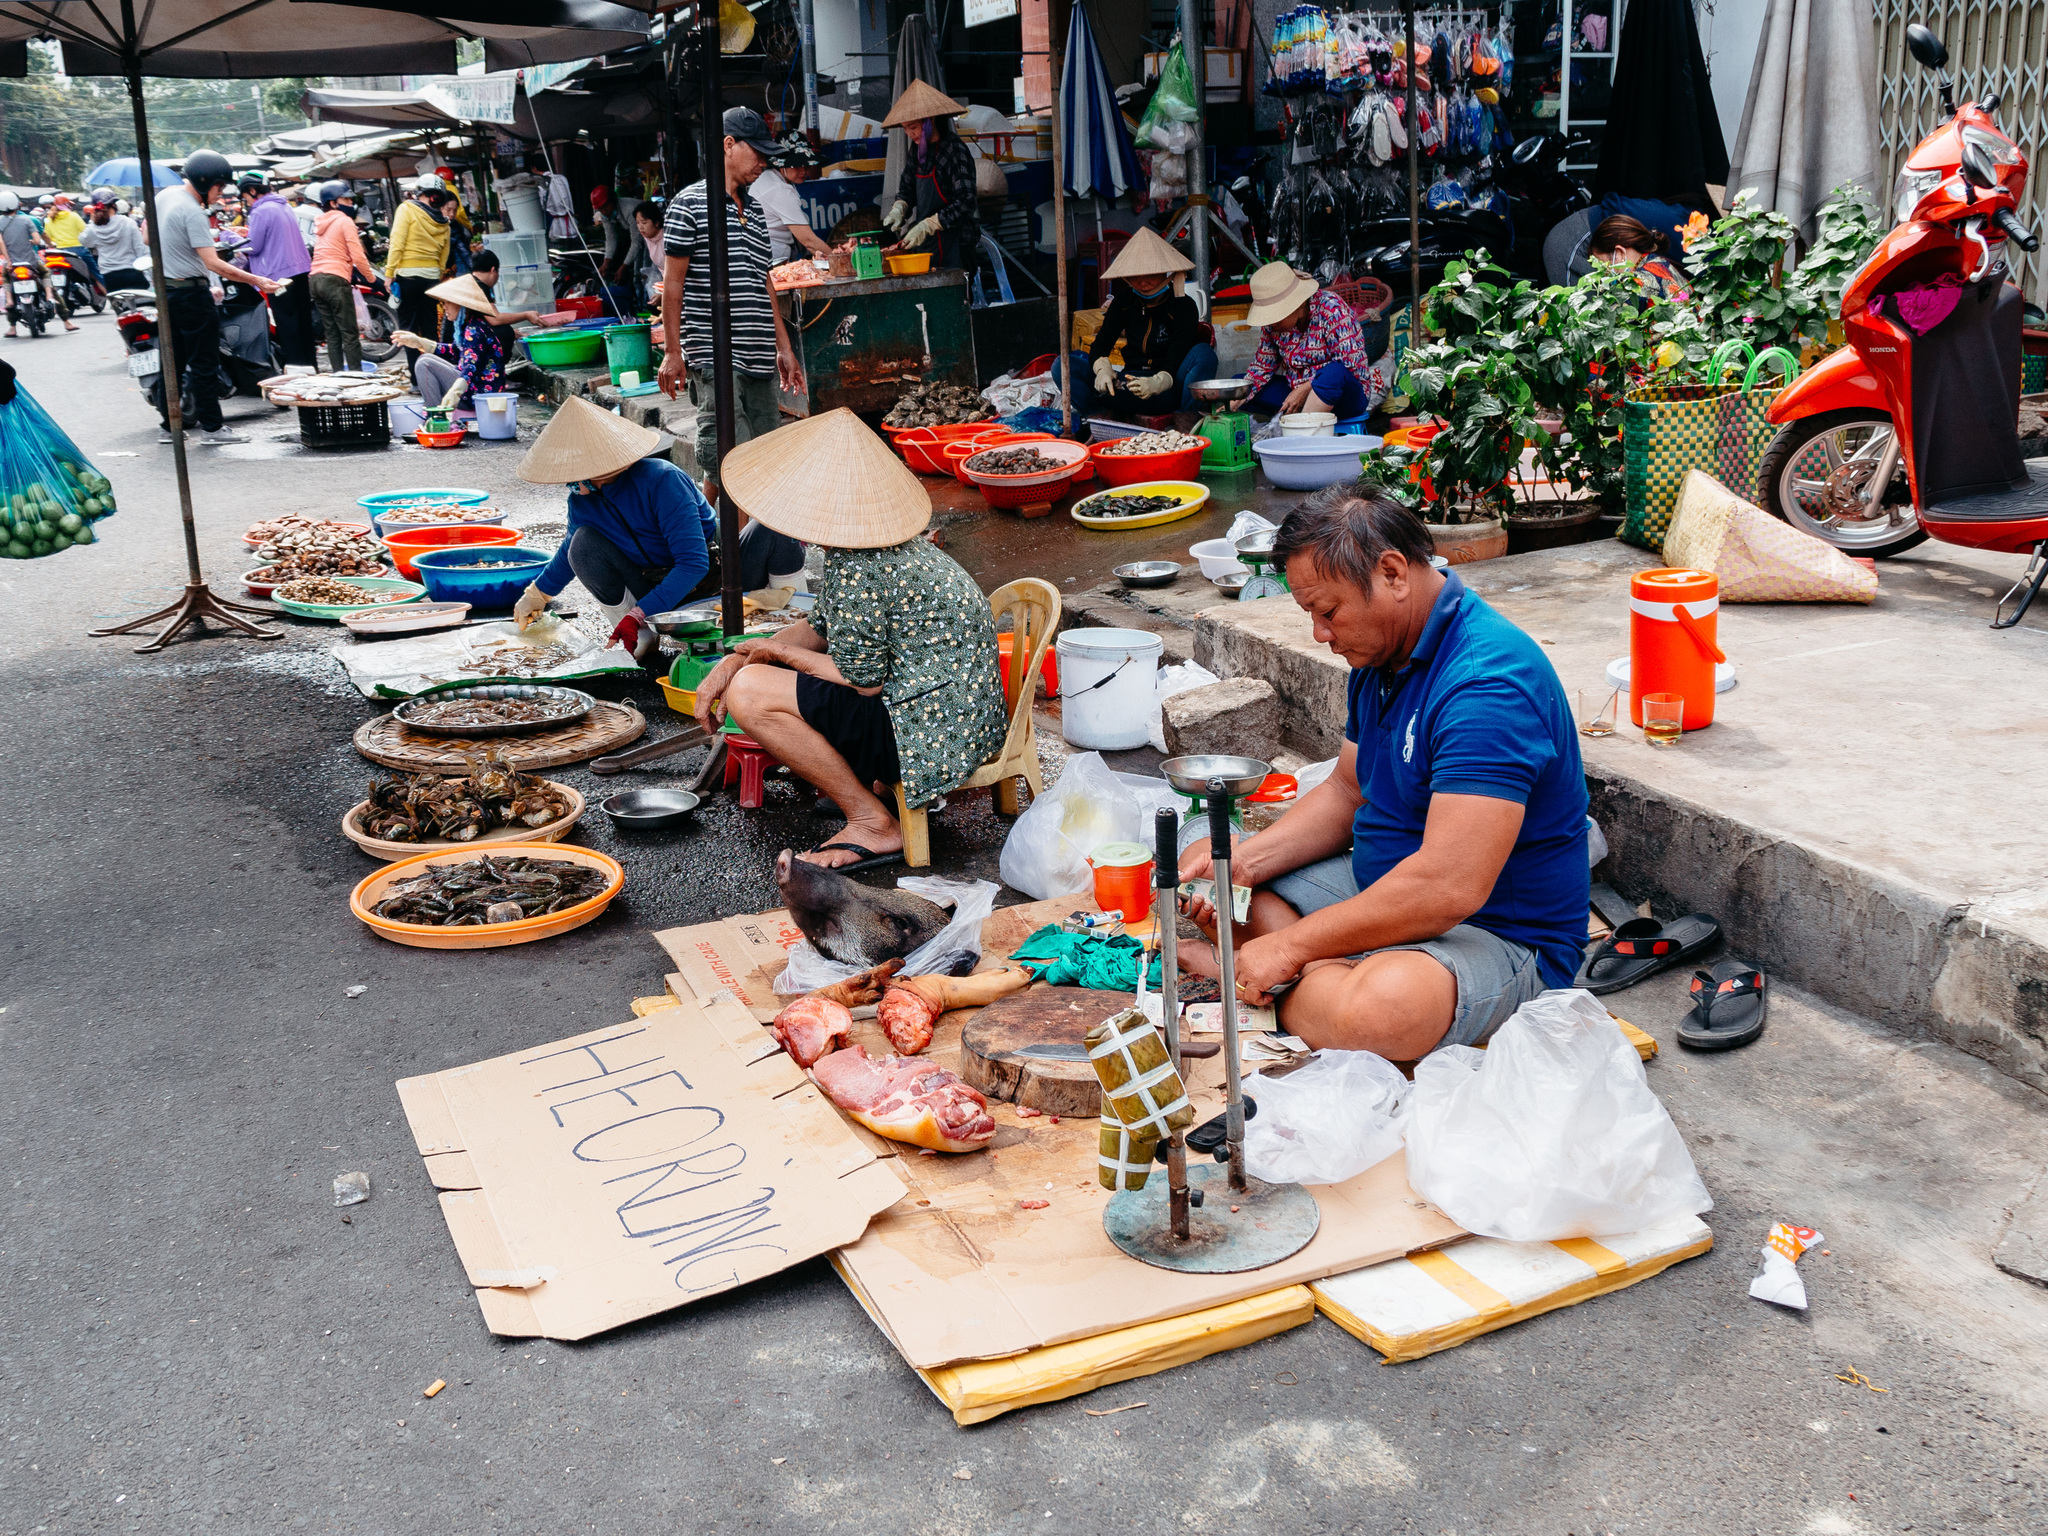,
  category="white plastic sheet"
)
[1242,1050,1410,1185]
[1403,989,1713,1240]
[998,753,1179,899]
[1147,659,1221,752]
[773,876,999,995]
